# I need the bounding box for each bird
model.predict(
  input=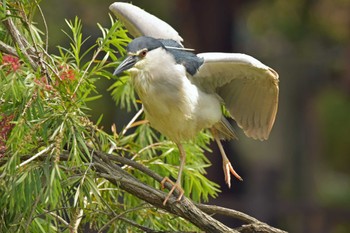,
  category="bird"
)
[110,3,279,205]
